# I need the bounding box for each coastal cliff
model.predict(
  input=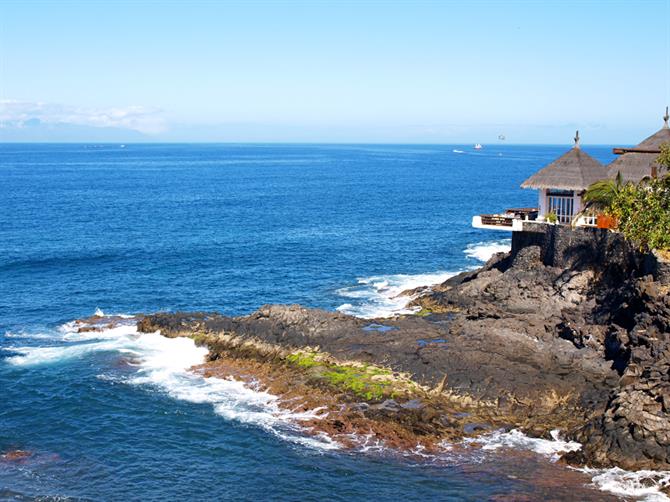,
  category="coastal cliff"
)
[136,226,670,471]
